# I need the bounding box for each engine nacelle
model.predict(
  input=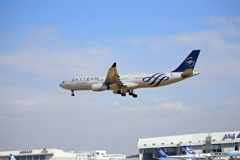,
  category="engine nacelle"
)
[91,83,109,91]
